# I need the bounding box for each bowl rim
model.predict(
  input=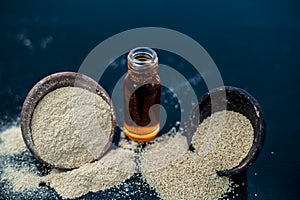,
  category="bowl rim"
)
[20,71,116,170]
